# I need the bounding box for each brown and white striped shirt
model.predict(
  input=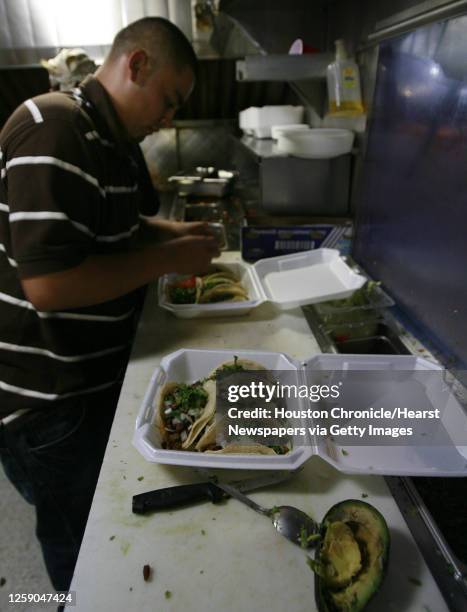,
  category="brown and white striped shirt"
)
[0,76,158,416]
